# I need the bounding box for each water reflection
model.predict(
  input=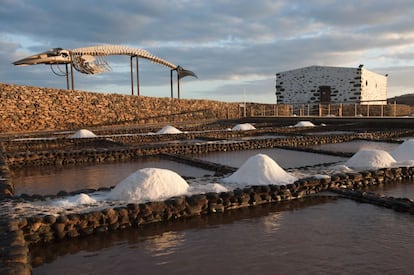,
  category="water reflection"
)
[31,196,335,270]
[367,182,414,200]
[31,196,414,274]
[12,158,214,196]
[262,212,282,233]
[310,140,399,153]
[144,231,185,258]
[196,148,347,168]
[12,148,348,196]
